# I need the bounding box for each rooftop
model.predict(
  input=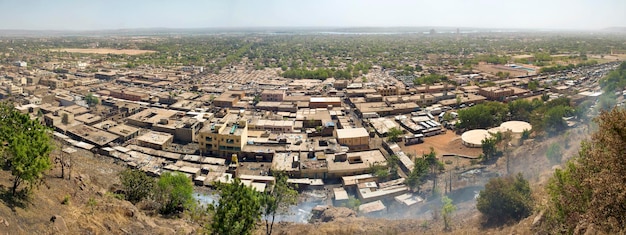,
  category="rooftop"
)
[137,131,174,145]
[336,127,369,139]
